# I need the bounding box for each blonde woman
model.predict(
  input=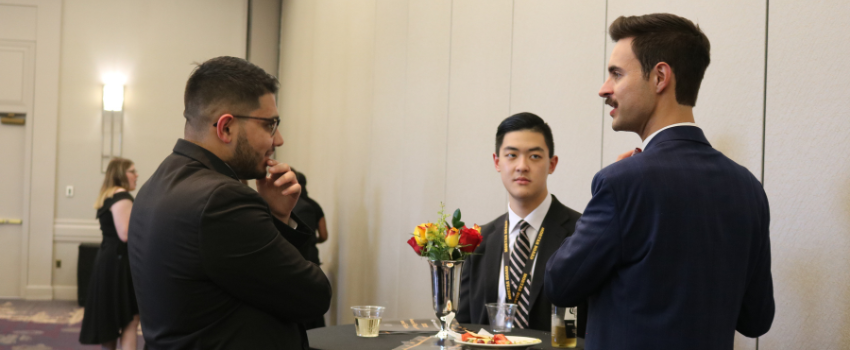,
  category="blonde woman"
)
[80,158,141,350]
